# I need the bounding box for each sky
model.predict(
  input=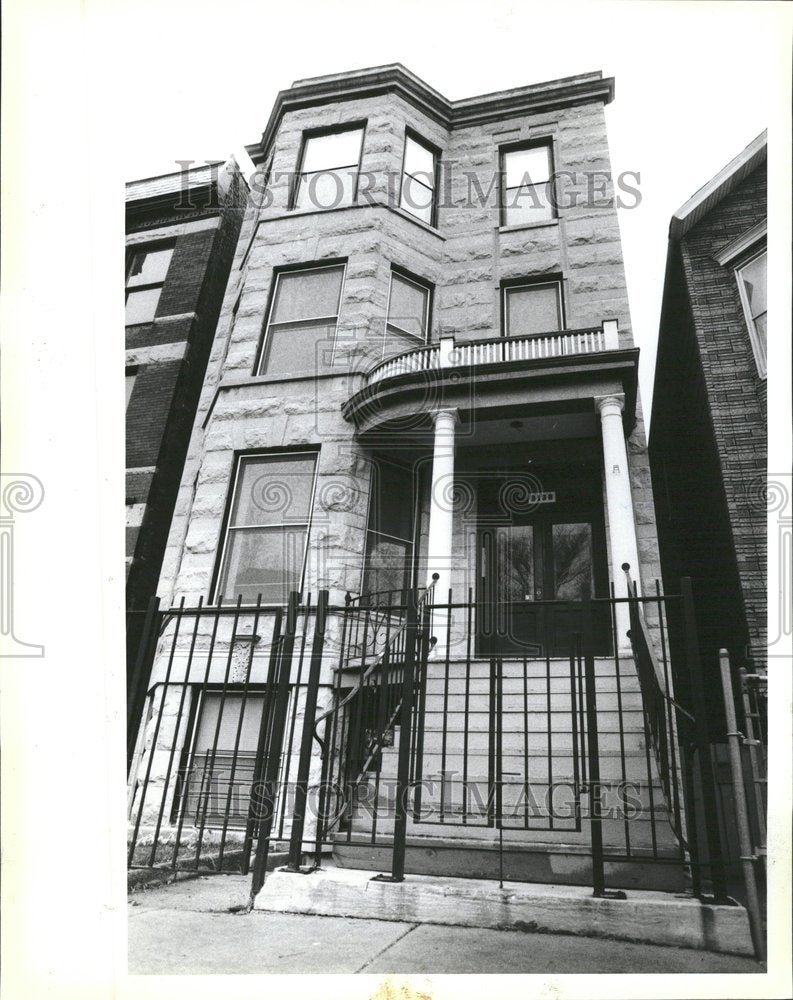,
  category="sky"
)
[95,0,788,415]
